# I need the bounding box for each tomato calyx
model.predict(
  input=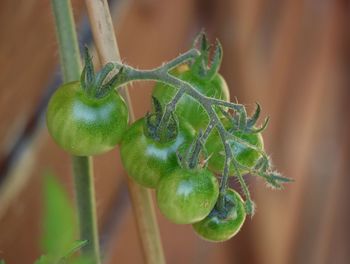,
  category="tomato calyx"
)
[190,31,223,81]
[218,103,269,136]
[80,46,125,99]
[144,96,178,143]
[212,192,238,219]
